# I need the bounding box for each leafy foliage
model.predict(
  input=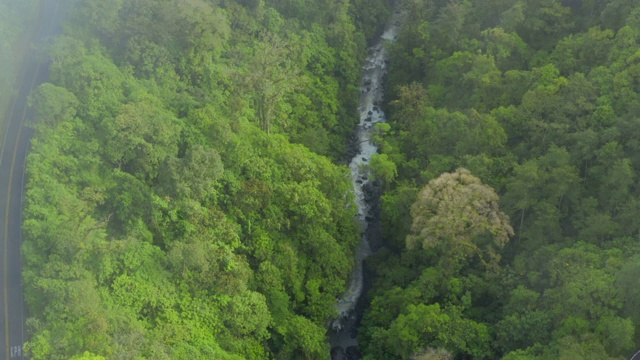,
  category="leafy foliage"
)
[20,0,640,358]
[407,168,513,271]
[360,0,640,359]
[20,0,396,358]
